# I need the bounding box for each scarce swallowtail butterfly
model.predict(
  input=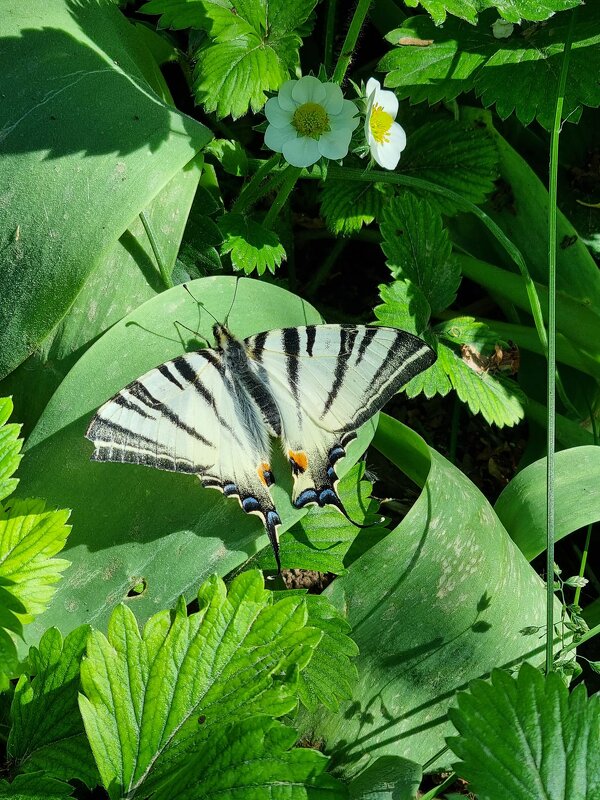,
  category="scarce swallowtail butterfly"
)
[86,321,435,571]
